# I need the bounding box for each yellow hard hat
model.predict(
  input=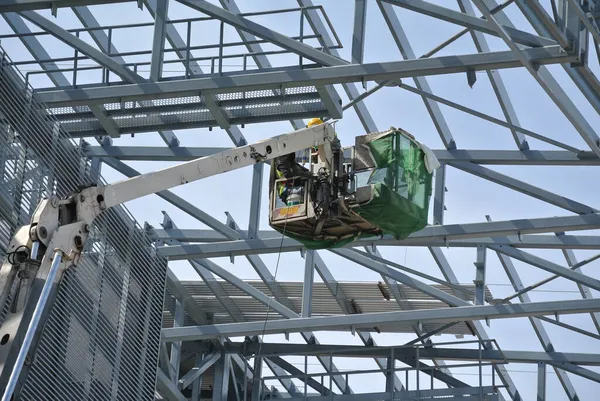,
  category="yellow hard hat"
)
[307,118,324,128]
